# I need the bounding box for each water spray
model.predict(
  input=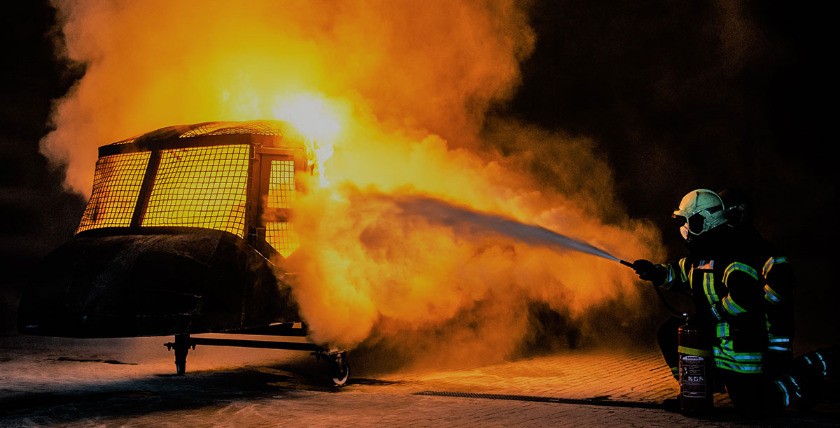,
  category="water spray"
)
[392,195,640,270]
